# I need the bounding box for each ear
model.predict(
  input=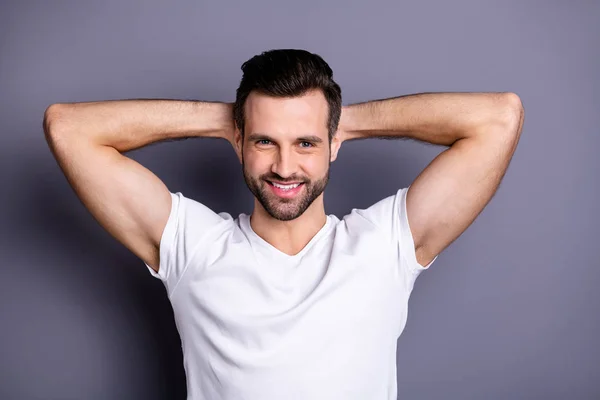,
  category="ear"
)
[233,127,243,164]
[329,134,342,162]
